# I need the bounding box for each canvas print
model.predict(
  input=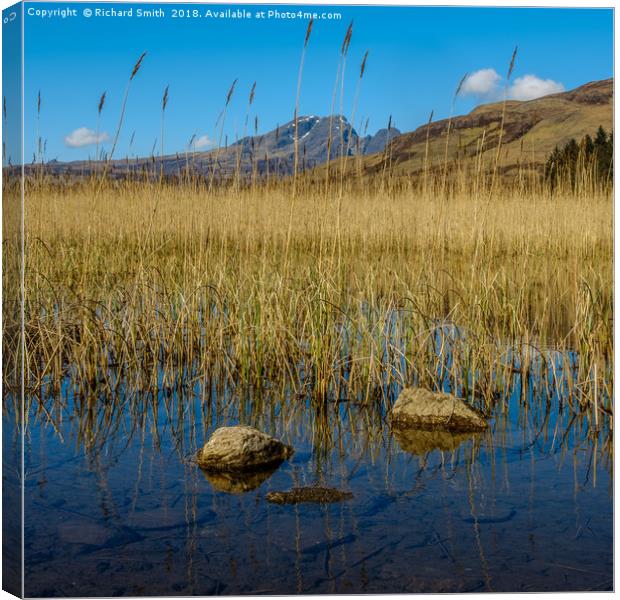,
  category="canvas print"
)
[2,1,614,596]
